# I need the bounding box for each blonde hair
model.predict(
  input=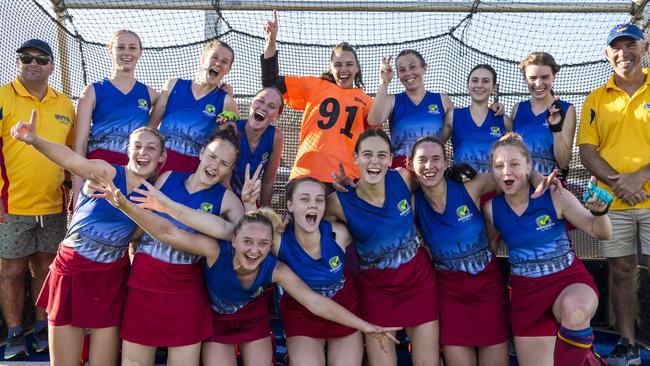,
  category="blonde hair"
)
[233,208,280,241]
[107,30,142,50]
[519,52,560,75]
[489,132,532,165]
